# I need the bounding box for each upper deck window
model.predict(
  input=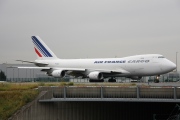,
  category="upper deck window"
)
[158,56,165,58]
